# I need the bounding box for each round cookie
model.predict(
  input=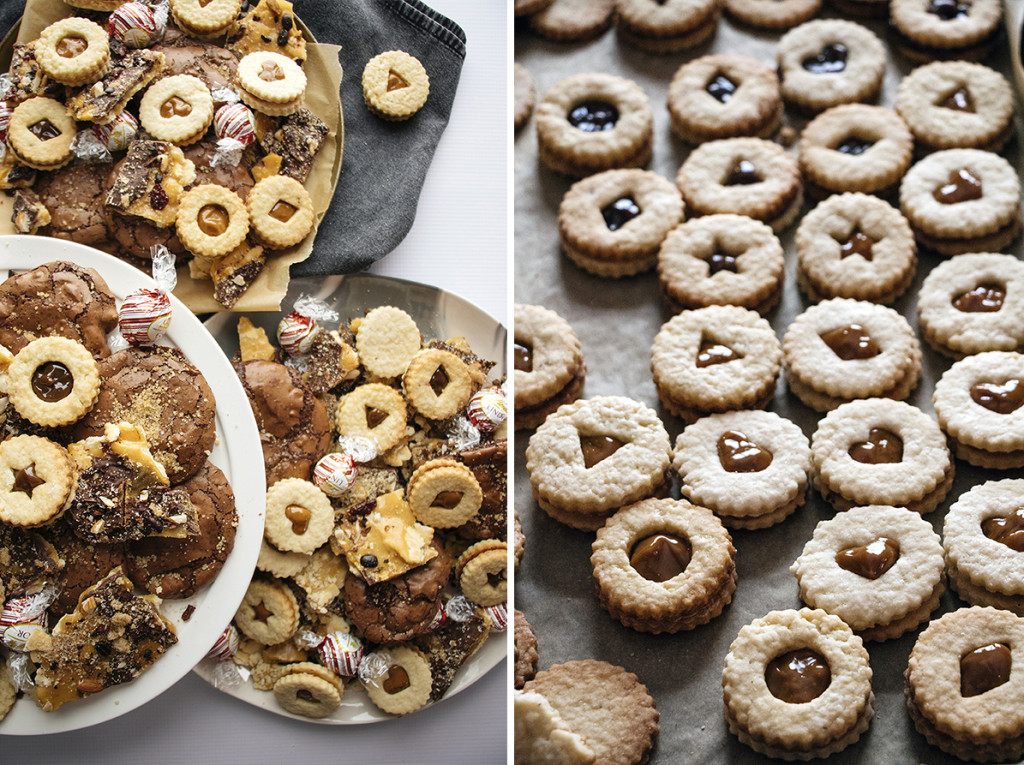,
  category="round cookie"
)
[33,161,113,249]
[0,261,117,359]
[72,348,217,485]
[239,51,308,117]
[246,174,315,250]
[529,0,615,42]
[0,435,77,528]
[514,609,539,688]
[124,461,238,598]
[362,645,432,715]
[263,477,334,554]
[675,137,803,232]
[515,0,555,16]
[558,168,685,277]
[895,60,1015,152]
[35,17,110,87]
[776,19,886,112]
[723,0,821,28]
[514,62,536,130]
[5,337,101,428]
[361,50,427,122]
[666,54,782,144]
[534,73,654,177]
[7,97,76,171]
[354,305,421,379]
[232,359,331,487]
[514,304,586,432]
[889,0,1003,62]
[615,0,720,53]
[343,538,451,645]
